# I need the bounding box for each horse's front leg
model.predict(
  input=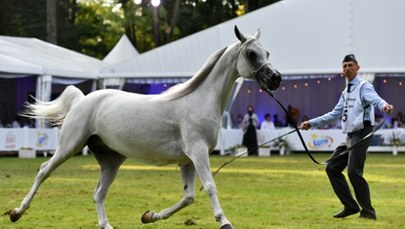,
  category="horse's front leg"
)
[190,146,234,229]
[141,163,196,223]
